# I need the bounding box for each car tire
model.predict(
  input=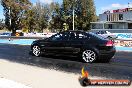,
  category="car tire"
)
[32,45,41,57]
[82,49,97,63]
